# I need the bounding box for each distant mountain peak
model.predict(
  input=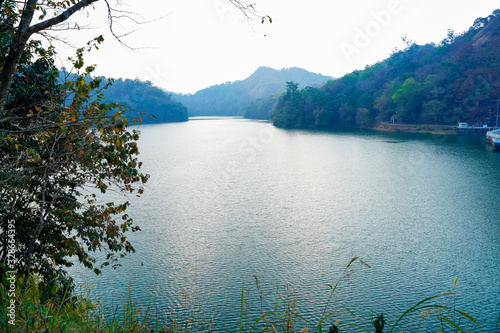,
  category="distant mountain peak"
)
[172,67,332,117]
